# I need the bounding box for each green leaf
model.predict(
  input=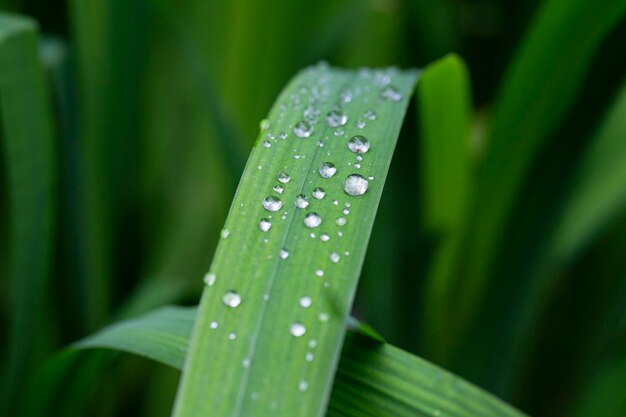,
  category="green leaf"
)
[75,306,527,417]
[458,0,626,322]
[0,12,56,414]
[416,54,472,361]
[173,64,418,417]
